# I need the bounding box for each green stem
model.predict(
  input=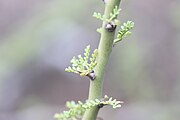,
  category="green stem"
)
[82,0,121,120]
